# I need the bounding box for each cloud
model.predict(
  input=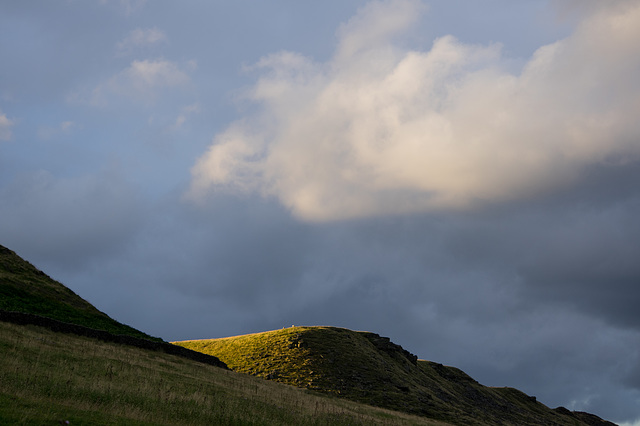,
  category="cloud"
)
[171,103,199,131]
[123,59,189,88]
[335,0,426,60]
[189,0,640,221]
[0,111,14,141]
[100,0,147,16]
[116,27,167,55]
[78,59,192,106]
[0,168,145,268]
[37,121,76,140]
[519,193,640,329]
